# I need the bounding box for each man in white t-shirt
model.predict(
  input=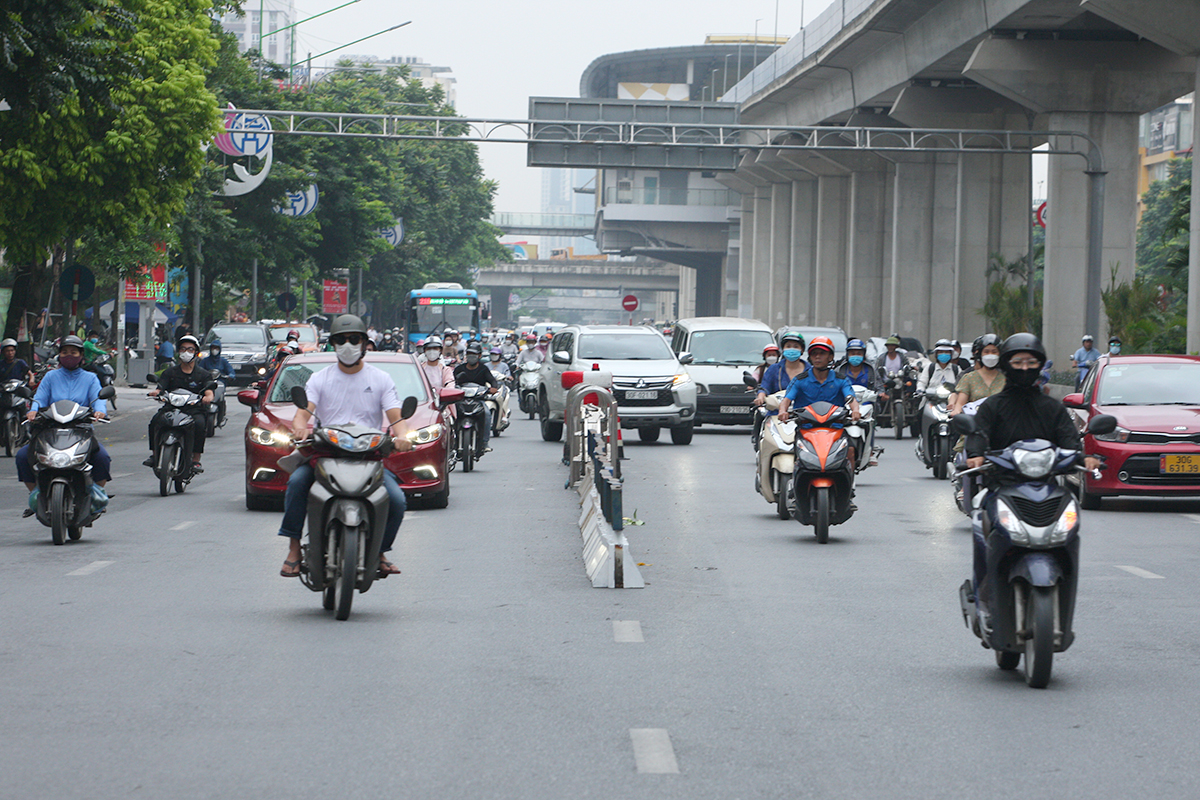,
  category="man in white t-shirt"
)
[278,315,413,578]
